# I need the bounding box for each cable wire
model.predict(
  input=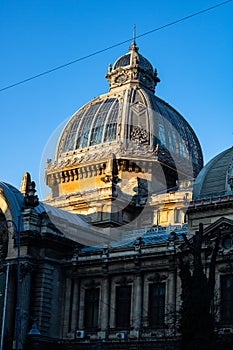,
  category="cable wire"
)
[0,0,232,92]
